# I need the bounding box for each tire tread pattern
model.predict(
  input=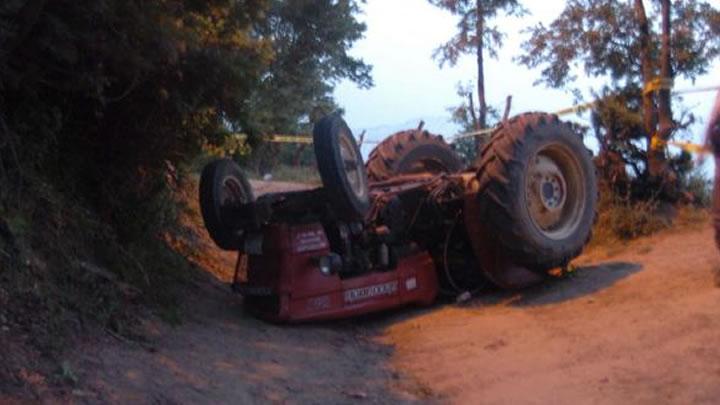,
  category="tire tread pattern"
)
[475,112,599,270]
[366,129,461,181]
